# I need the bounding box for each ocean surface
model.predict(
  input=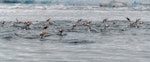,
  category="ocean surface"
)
[0,4,150,62]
